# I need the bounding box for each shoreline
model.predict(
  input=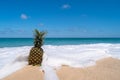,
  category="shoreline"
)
[57,57,120,80]
[3,57,120,80]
